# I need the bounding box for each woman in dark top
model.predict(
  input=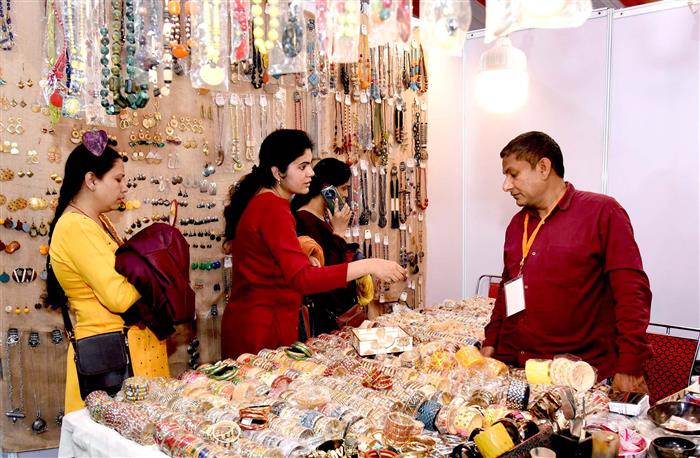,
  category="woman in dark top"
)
[292,158,359,335]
